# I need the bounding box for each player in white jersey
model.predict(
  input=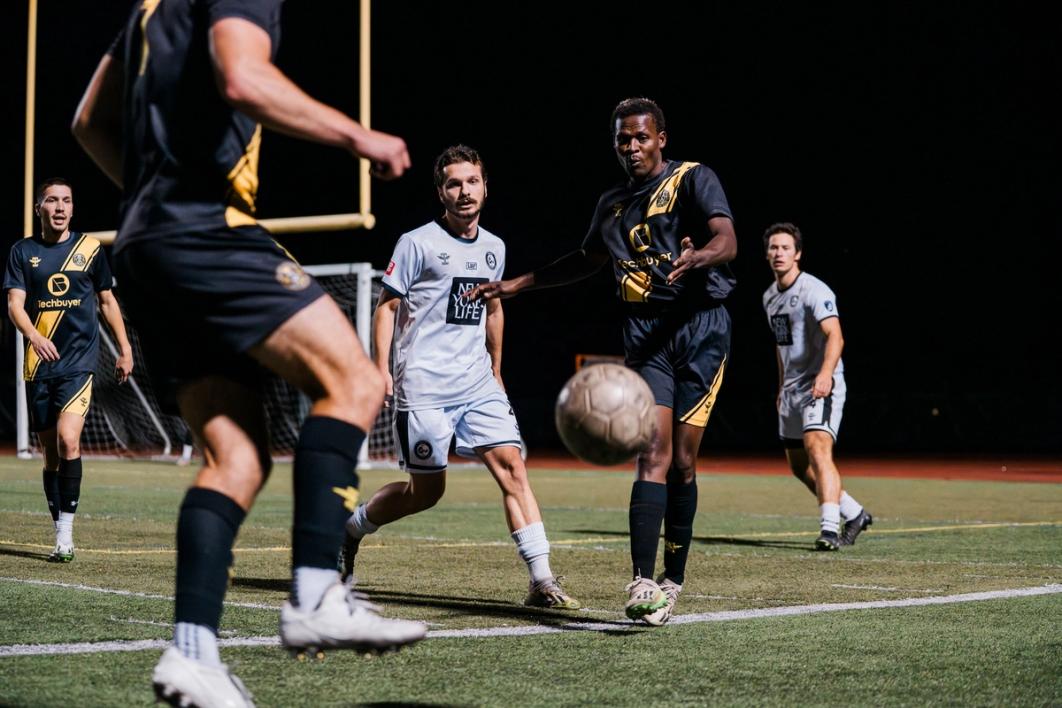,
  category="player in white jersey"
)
[763,223,872,550]
[342,146,579,609]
